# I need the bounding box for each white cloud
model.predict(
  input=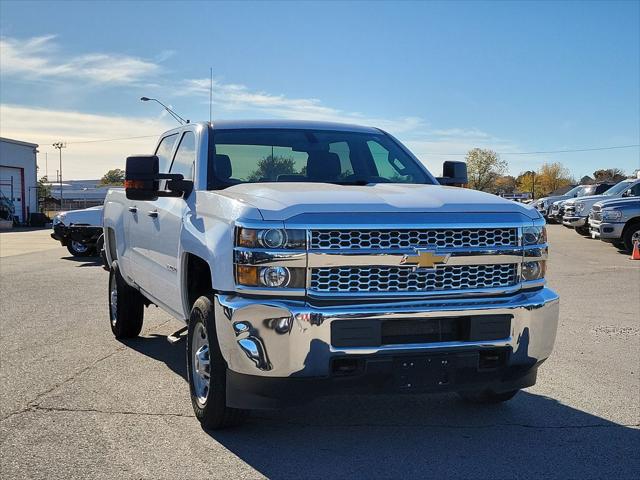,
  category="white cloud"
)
[182,78,426,134]
[0,104,173,179]
[0,35,160,85]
